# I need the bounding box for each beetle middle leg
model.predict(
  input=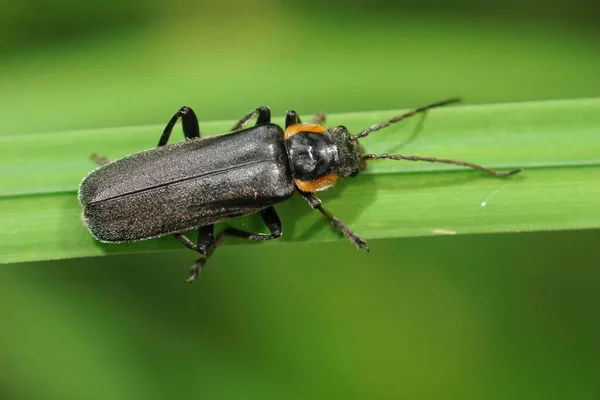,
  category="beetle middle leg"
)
[175,206,283,282]
[157,106,201,146]
[300,191,369,251]
[231,106,271,131]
